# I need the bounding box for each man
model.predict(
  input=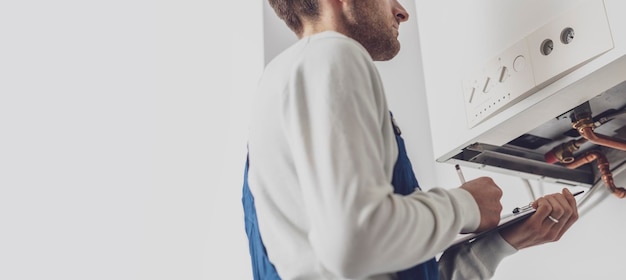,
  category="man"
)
[242,0,579,279]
